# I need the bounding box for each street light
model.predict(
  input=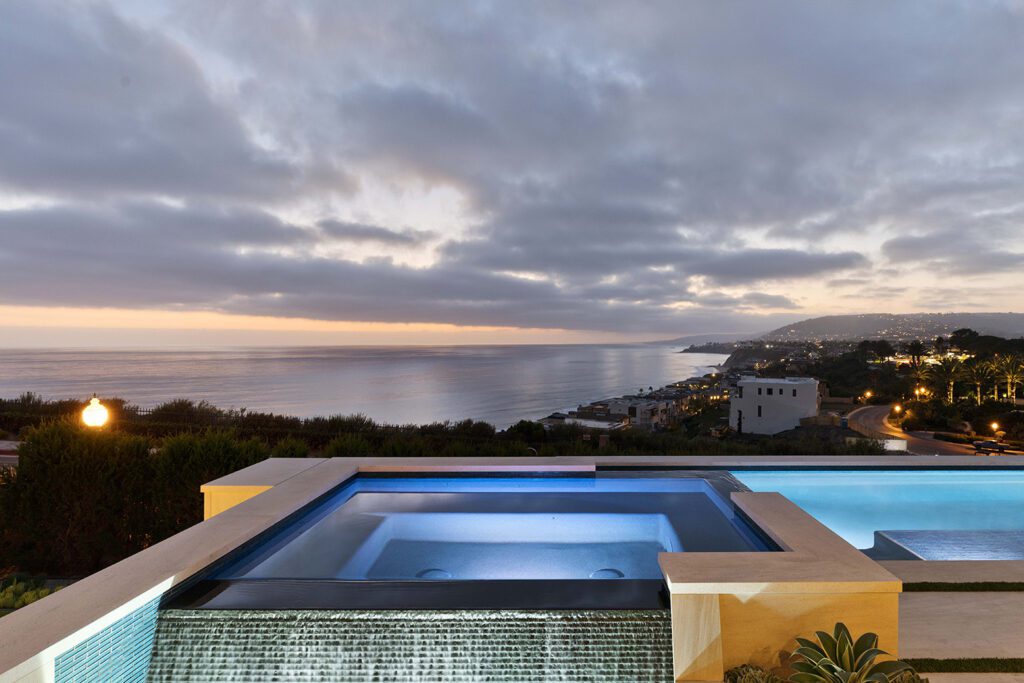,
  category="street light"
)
[82,396,109,428]
[893,404,902,414]
[991,422,1000,434]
